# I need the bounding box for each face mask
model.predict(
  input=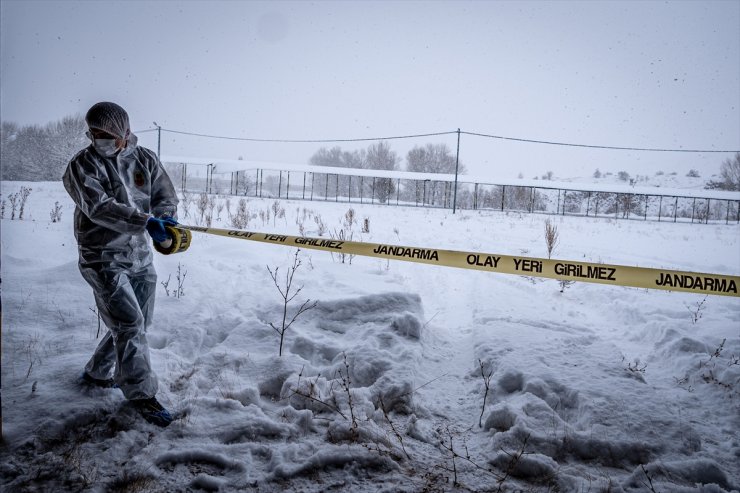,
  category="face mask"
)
[92,138,120,157]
